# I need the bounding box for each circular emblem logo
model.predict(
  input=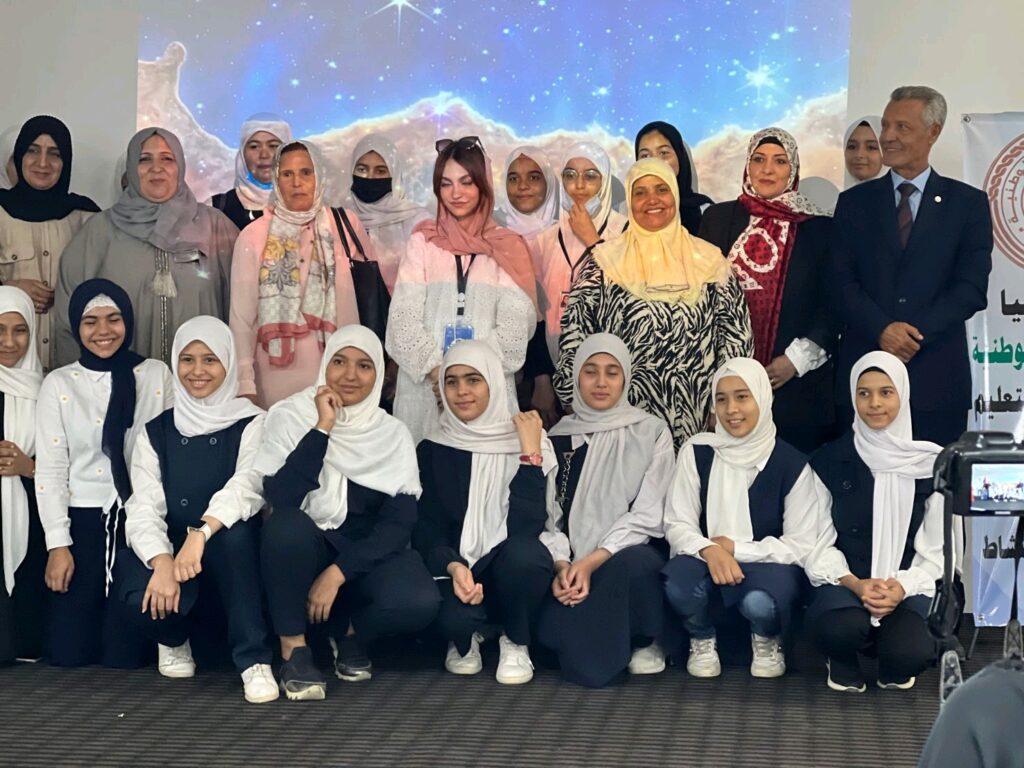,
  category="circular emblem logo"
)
[984,132,1024,269]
